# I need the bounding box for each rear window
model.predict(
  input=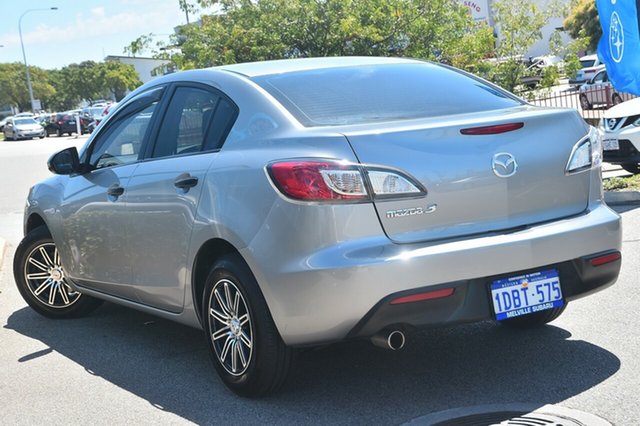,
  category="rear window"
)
[580,59,596,68]
[253,62,522,127]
